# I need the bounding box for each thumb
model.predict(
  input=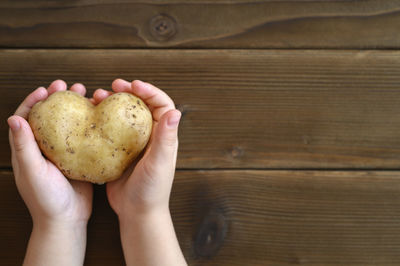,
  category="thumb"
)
[146,109,181,172]
[8,115,44,171]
